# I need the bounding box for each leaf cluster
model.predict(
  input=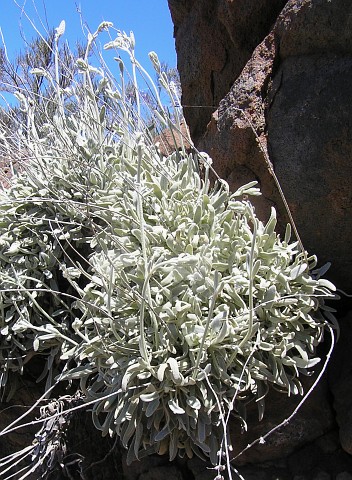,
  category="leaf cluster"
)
[0,26,337,467]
